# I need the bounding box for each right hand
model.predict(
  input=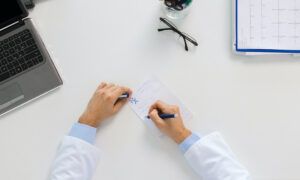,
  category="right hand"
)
[148,100,191,144]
